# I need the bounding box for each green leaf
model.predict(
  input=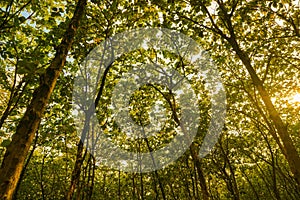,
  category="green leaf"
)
[1,139,11,147]
[17,59,37,74]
